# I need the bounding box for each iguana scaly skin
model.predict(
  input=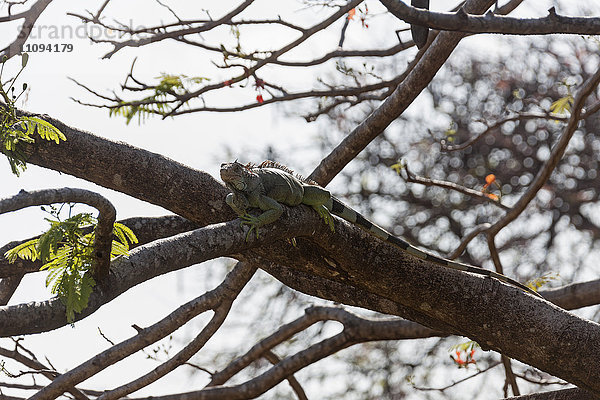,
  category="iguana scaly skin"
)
[220,161,541,298]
